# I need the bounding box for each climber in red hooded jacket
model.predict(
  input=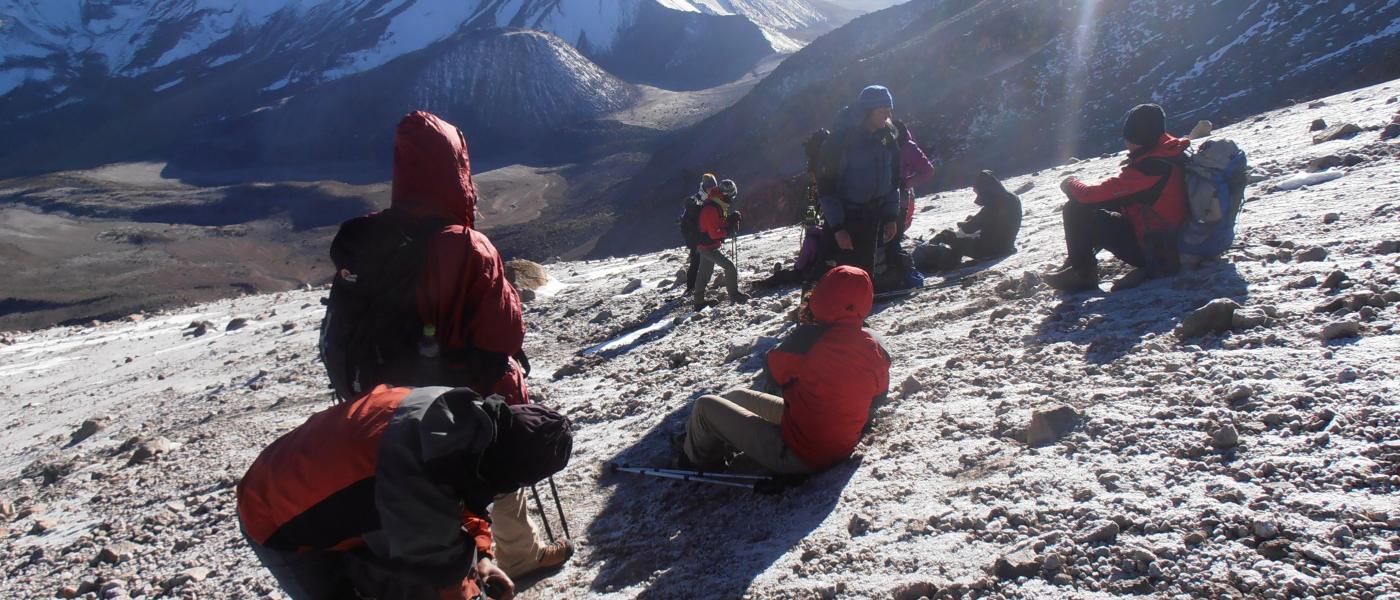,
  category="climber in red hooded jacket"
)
[390,111,529,405]
[382,112,570,579]
[680,266,891,474]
